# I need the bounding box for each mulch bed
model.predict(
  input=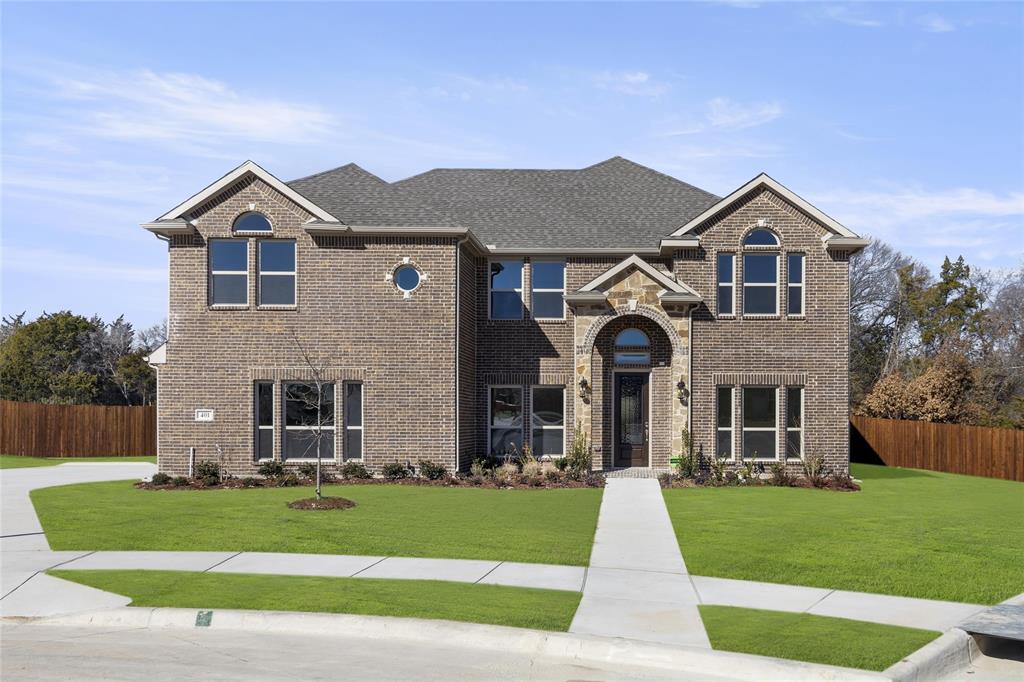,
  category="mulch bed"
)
[136,474,605,491]
[286,496,356,511]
